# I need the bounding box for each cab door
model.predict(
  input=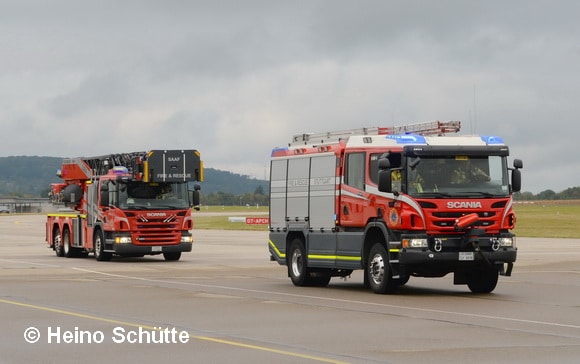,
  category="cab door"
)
[339,152,369,227]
